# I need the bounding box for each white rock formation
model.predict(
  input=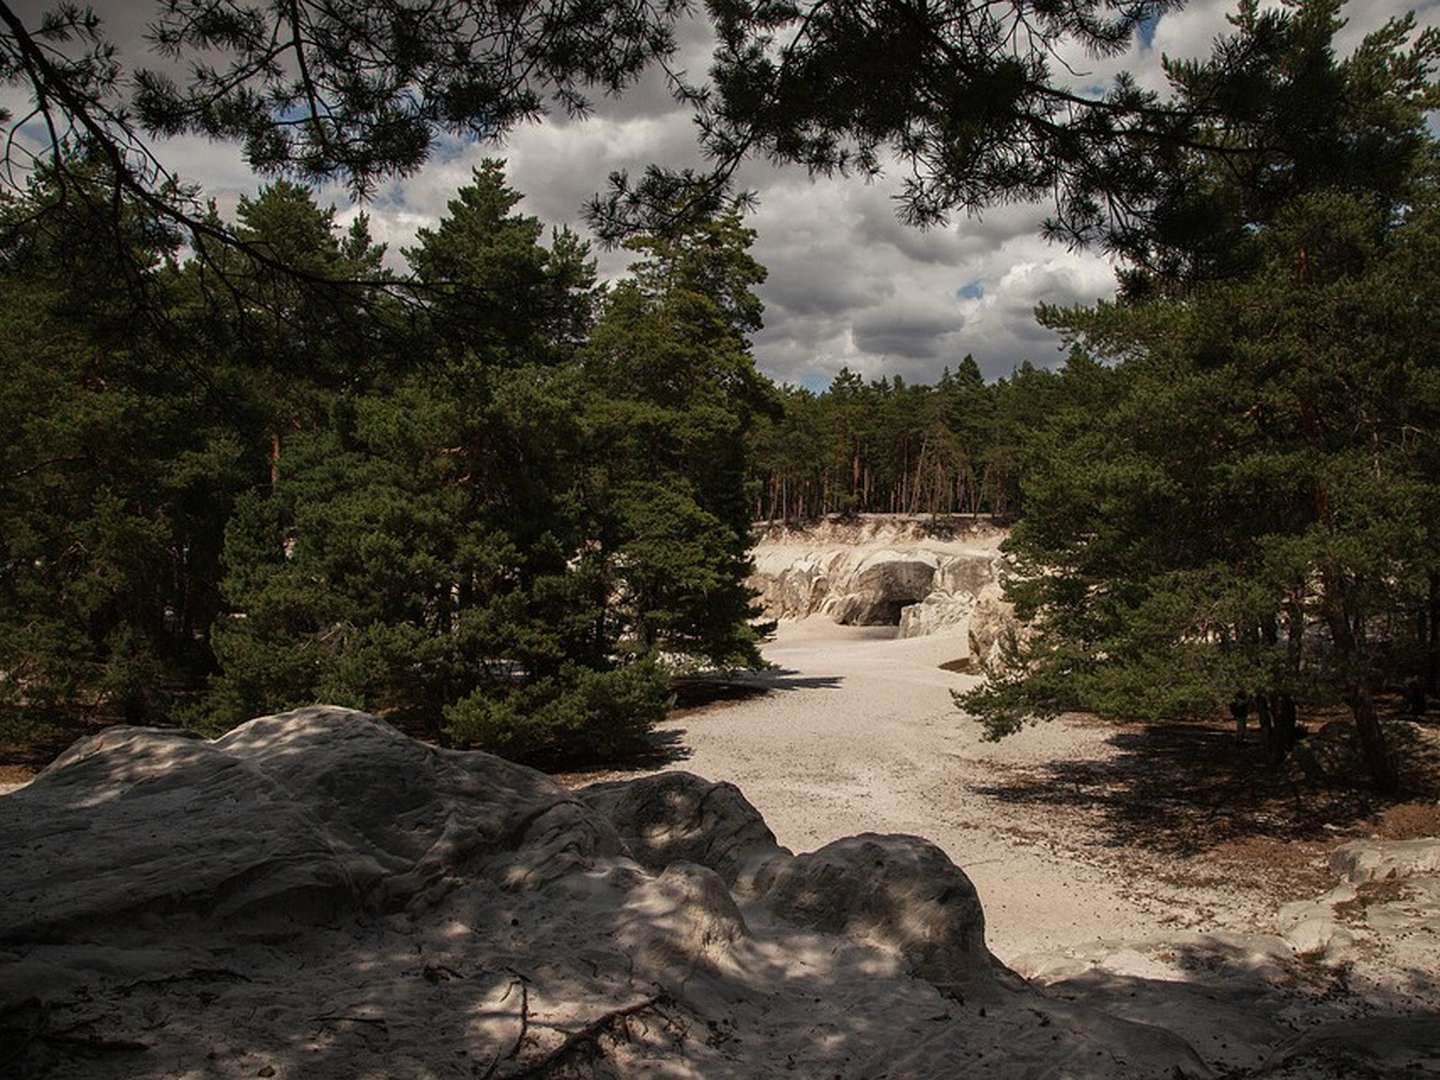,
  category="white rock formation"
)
[749,516,1006,639]
[1331,836,1440,883]
[2,705,1222,1079]
[966,580,1033,669]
